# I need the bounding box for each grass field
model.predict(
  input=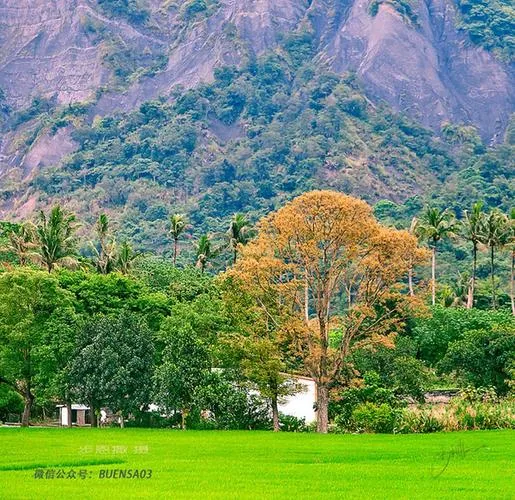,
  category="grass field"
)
[0,428,513,499]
